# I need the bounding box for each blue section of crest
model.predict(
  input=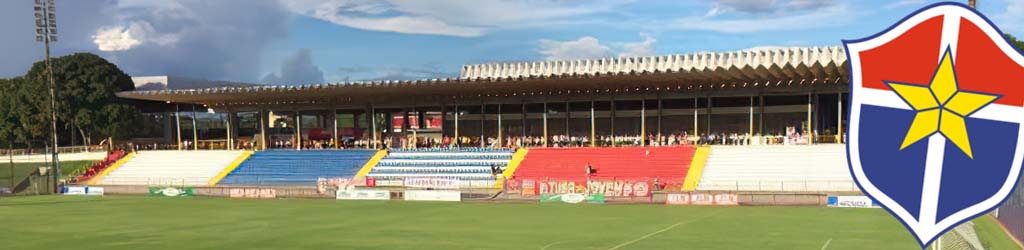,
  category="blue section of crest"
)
[937,118,1018,221]
[858,104,927,218]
